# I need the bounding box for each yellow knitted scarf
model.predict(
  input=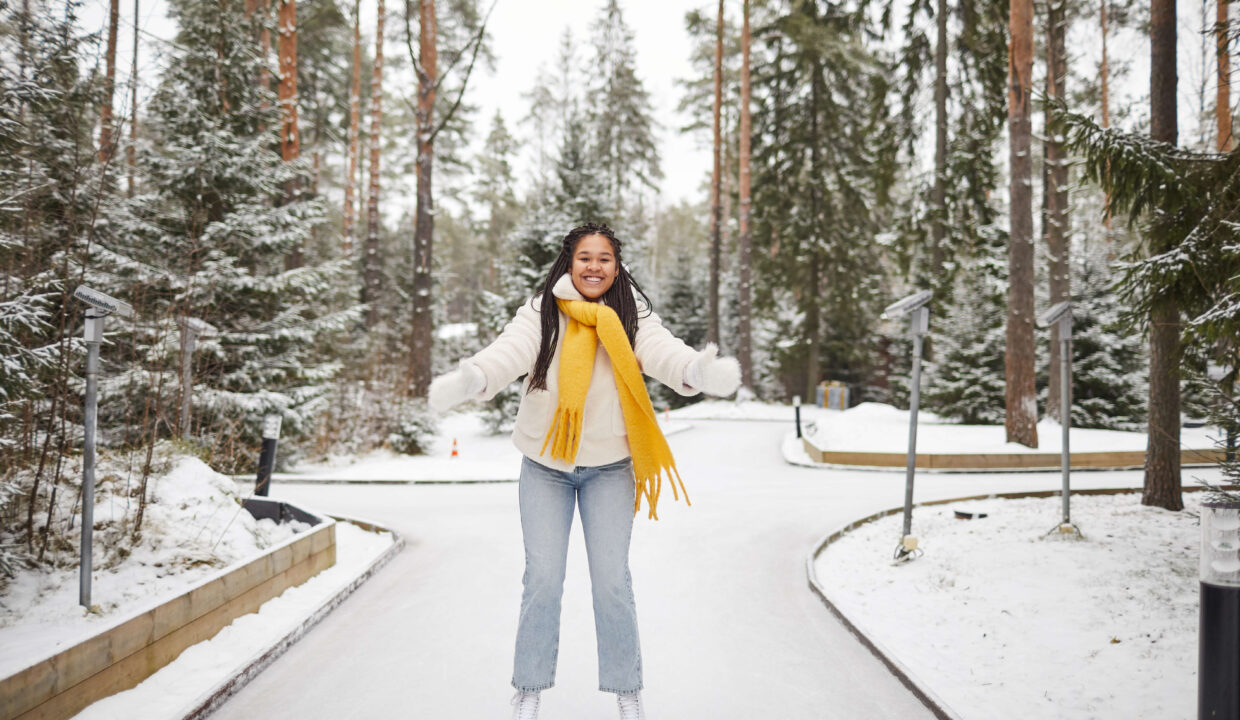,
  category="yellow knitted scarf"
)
[540,298,689,519]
